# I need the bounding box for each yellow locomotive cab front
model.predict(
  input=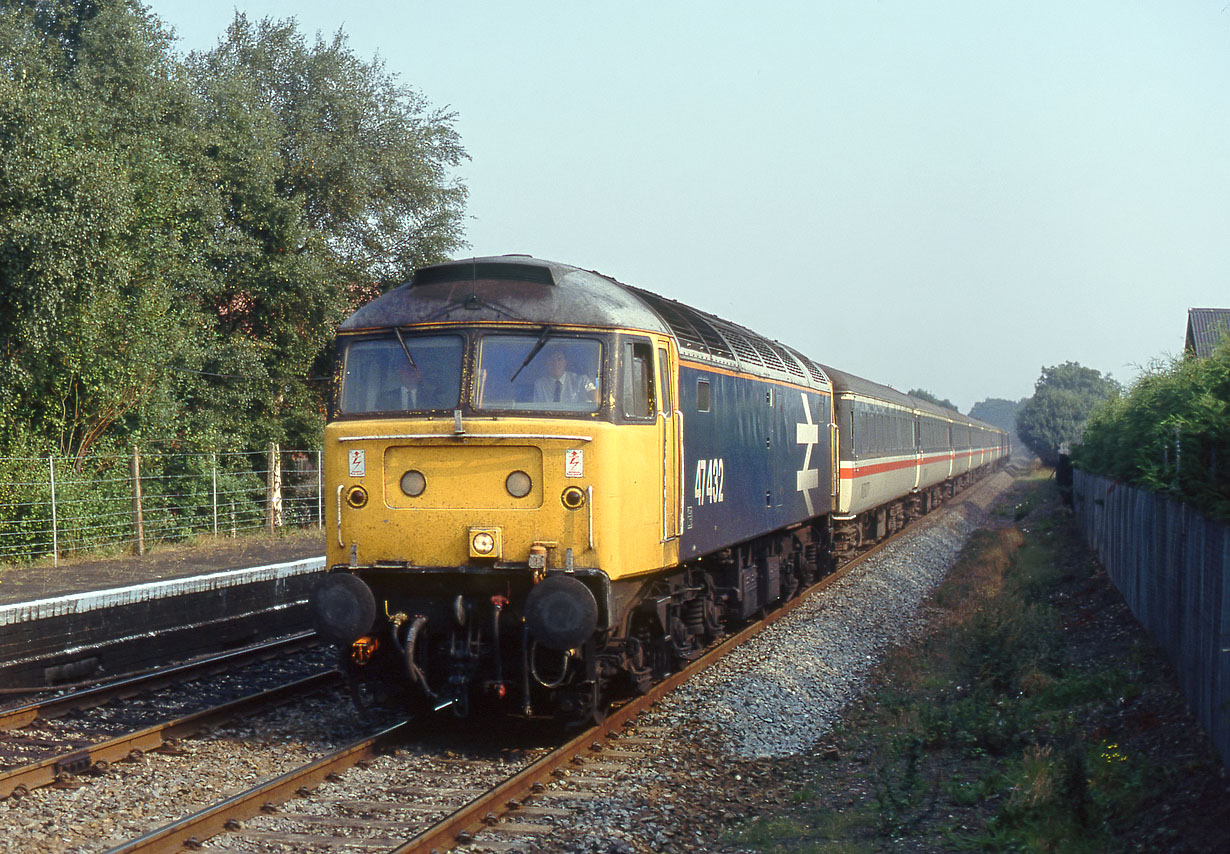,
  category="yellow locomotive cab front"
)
[314,314,681,719]
[326,416,673,576]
